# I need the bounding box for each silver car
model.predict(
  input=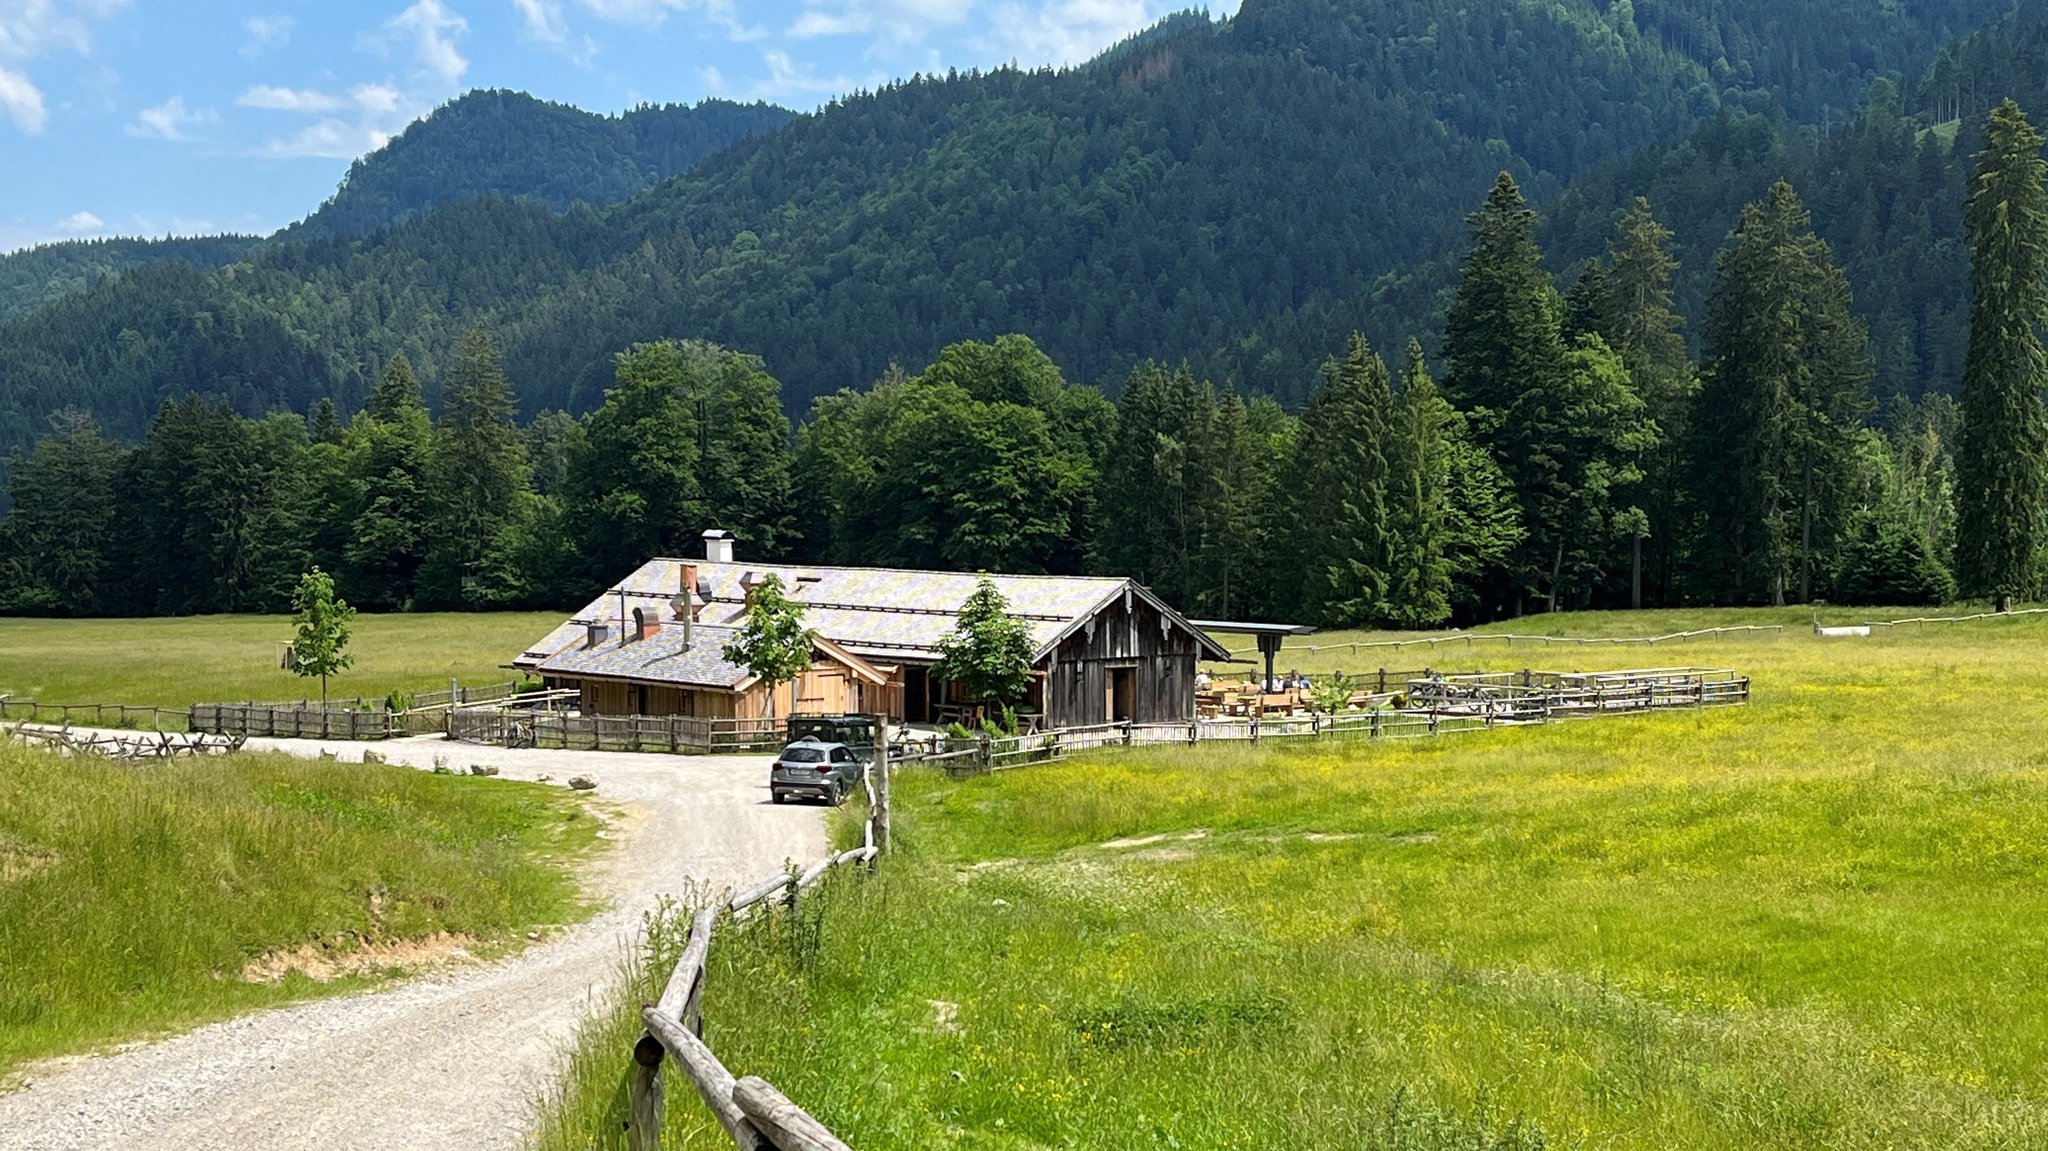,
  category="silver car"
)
[769,738,864,806]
